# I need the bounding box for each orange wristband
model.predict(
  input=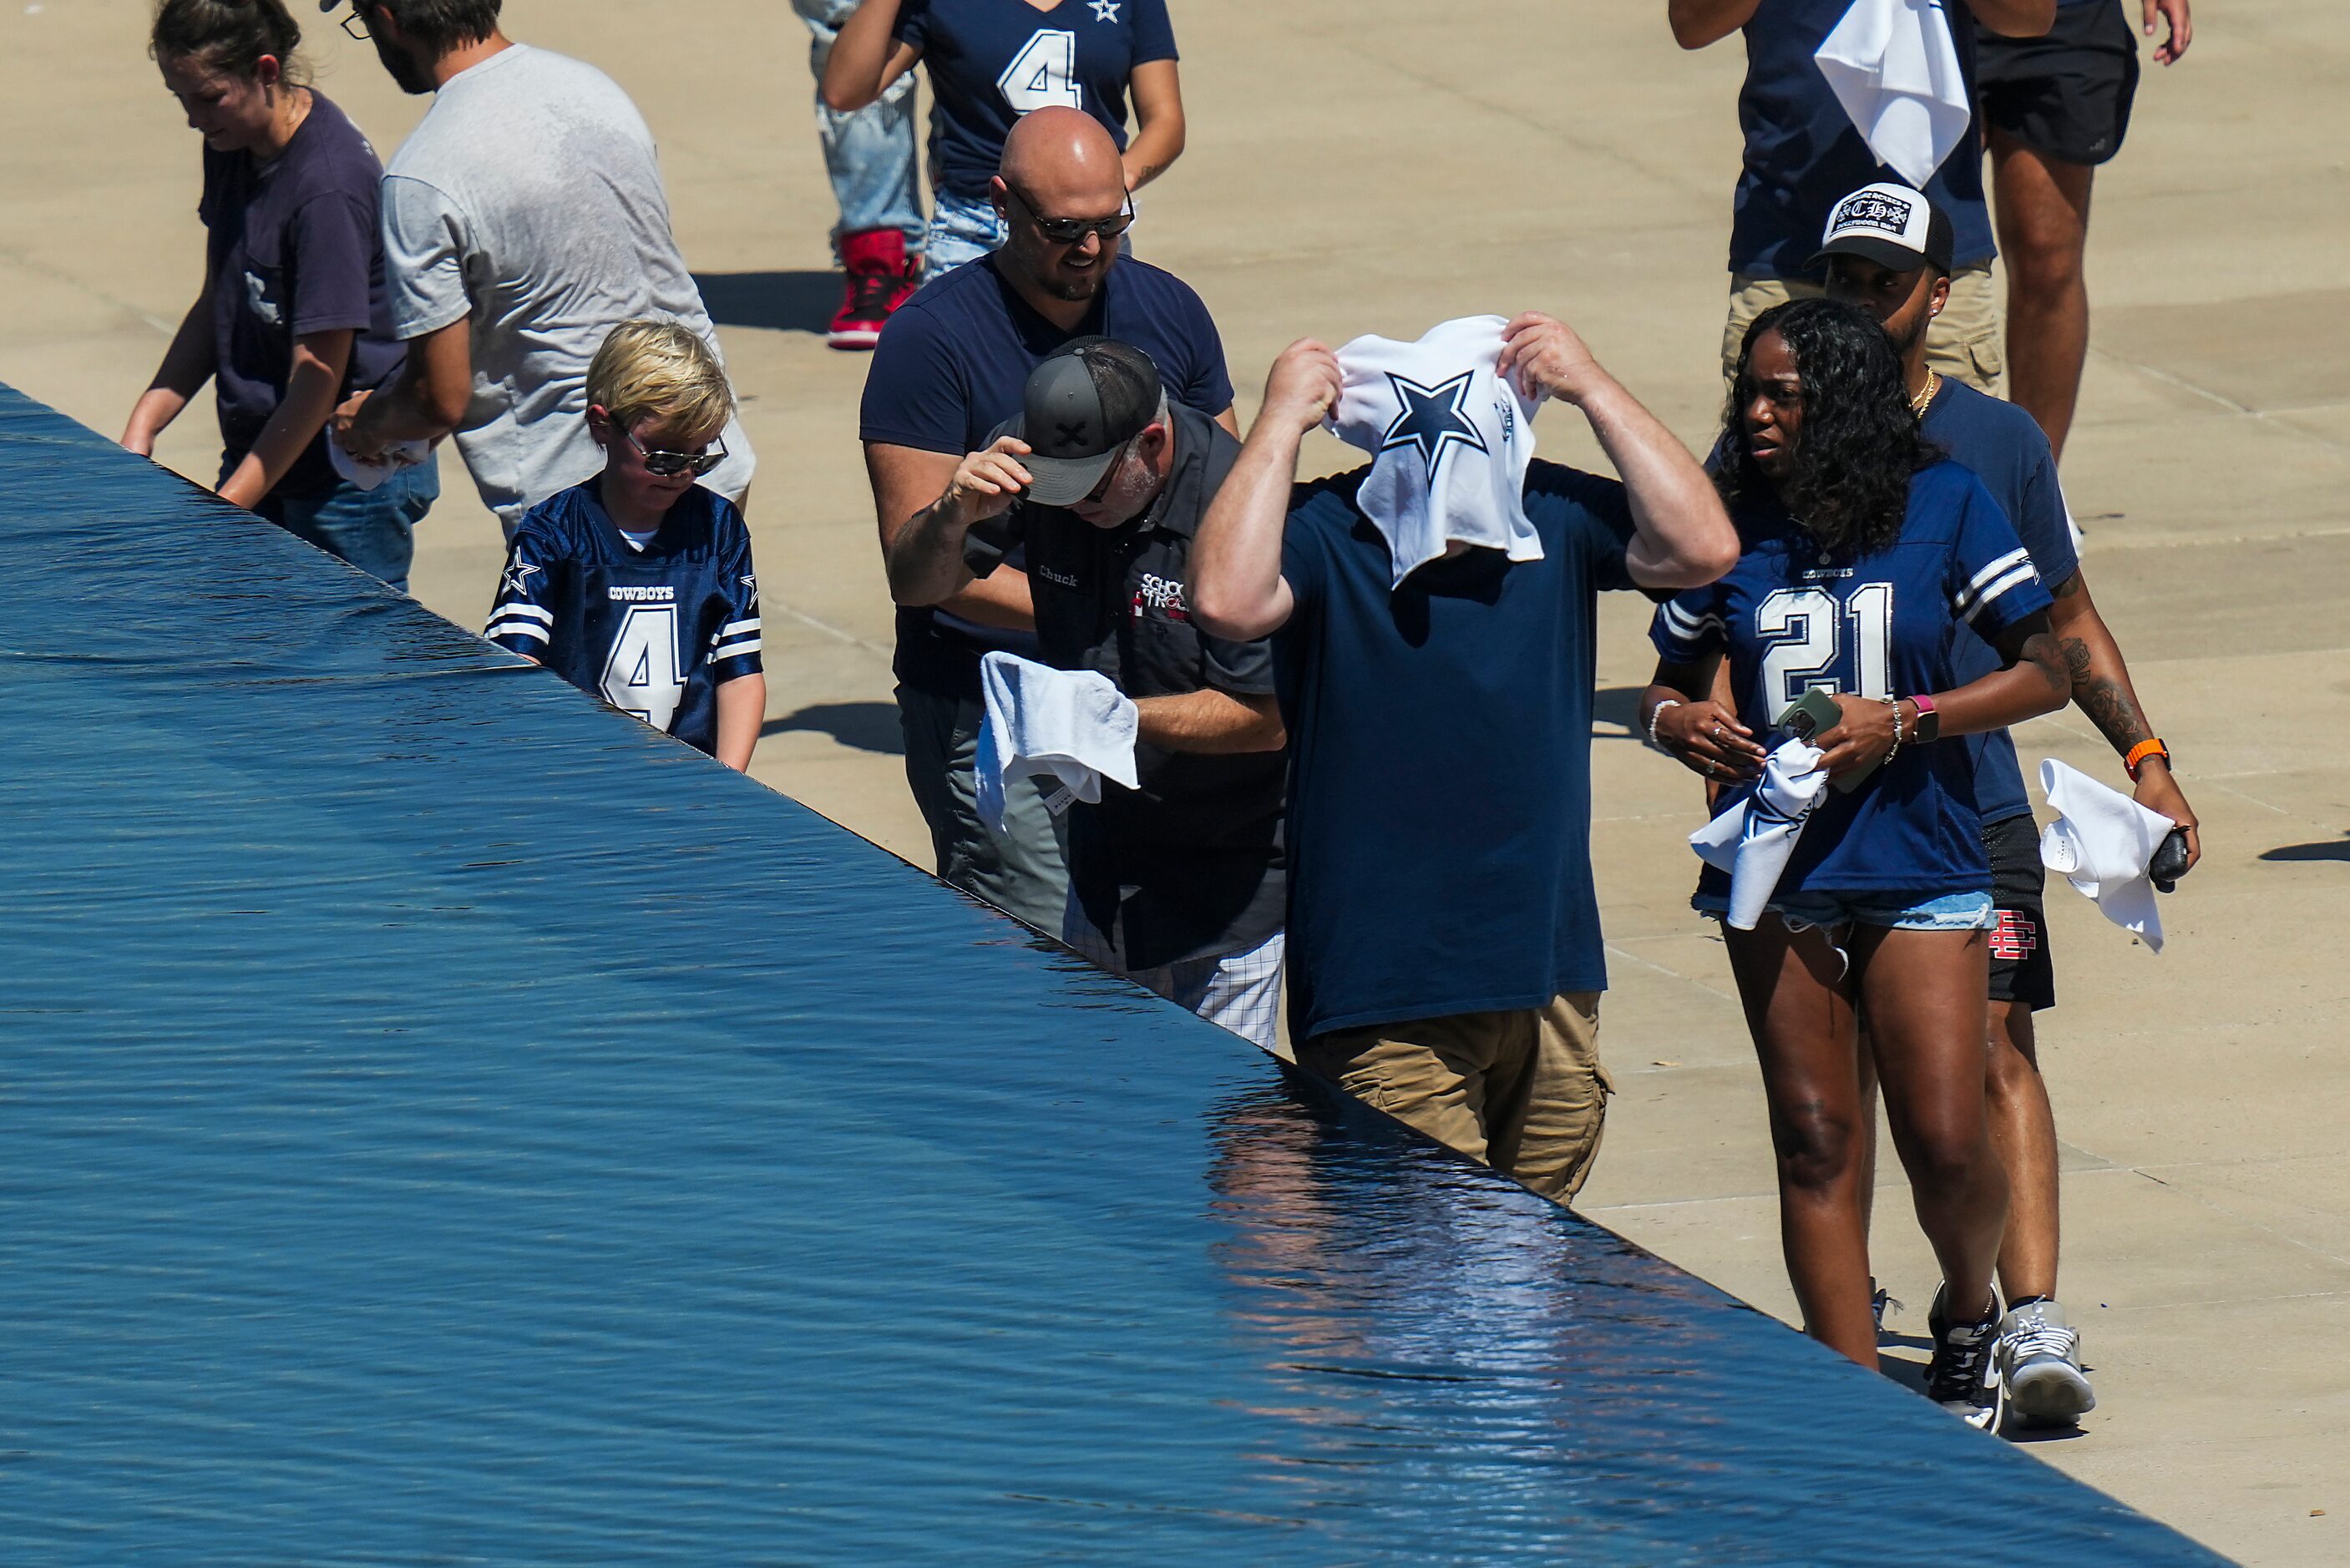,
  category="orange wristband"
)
[2125,738,2170,781]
